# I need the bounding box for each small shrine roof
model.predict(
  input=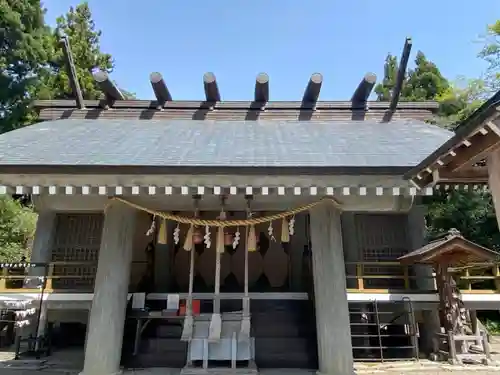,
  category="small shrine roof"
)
[398,229,499,266]
[0,118,452,174]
